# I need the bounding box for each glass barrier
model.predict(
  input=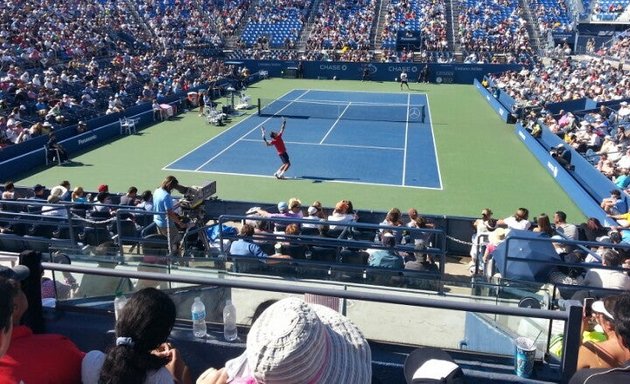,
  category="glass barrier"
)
[43,249,566,360]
